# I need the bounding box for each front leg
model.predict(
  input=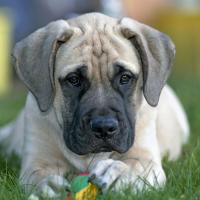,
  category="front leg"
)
[89,158,165,192]
[21,152,72,199]
[20,131,73,199]
[27,175,70,200]
[89,118,166,192]
[20,95,74,199]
